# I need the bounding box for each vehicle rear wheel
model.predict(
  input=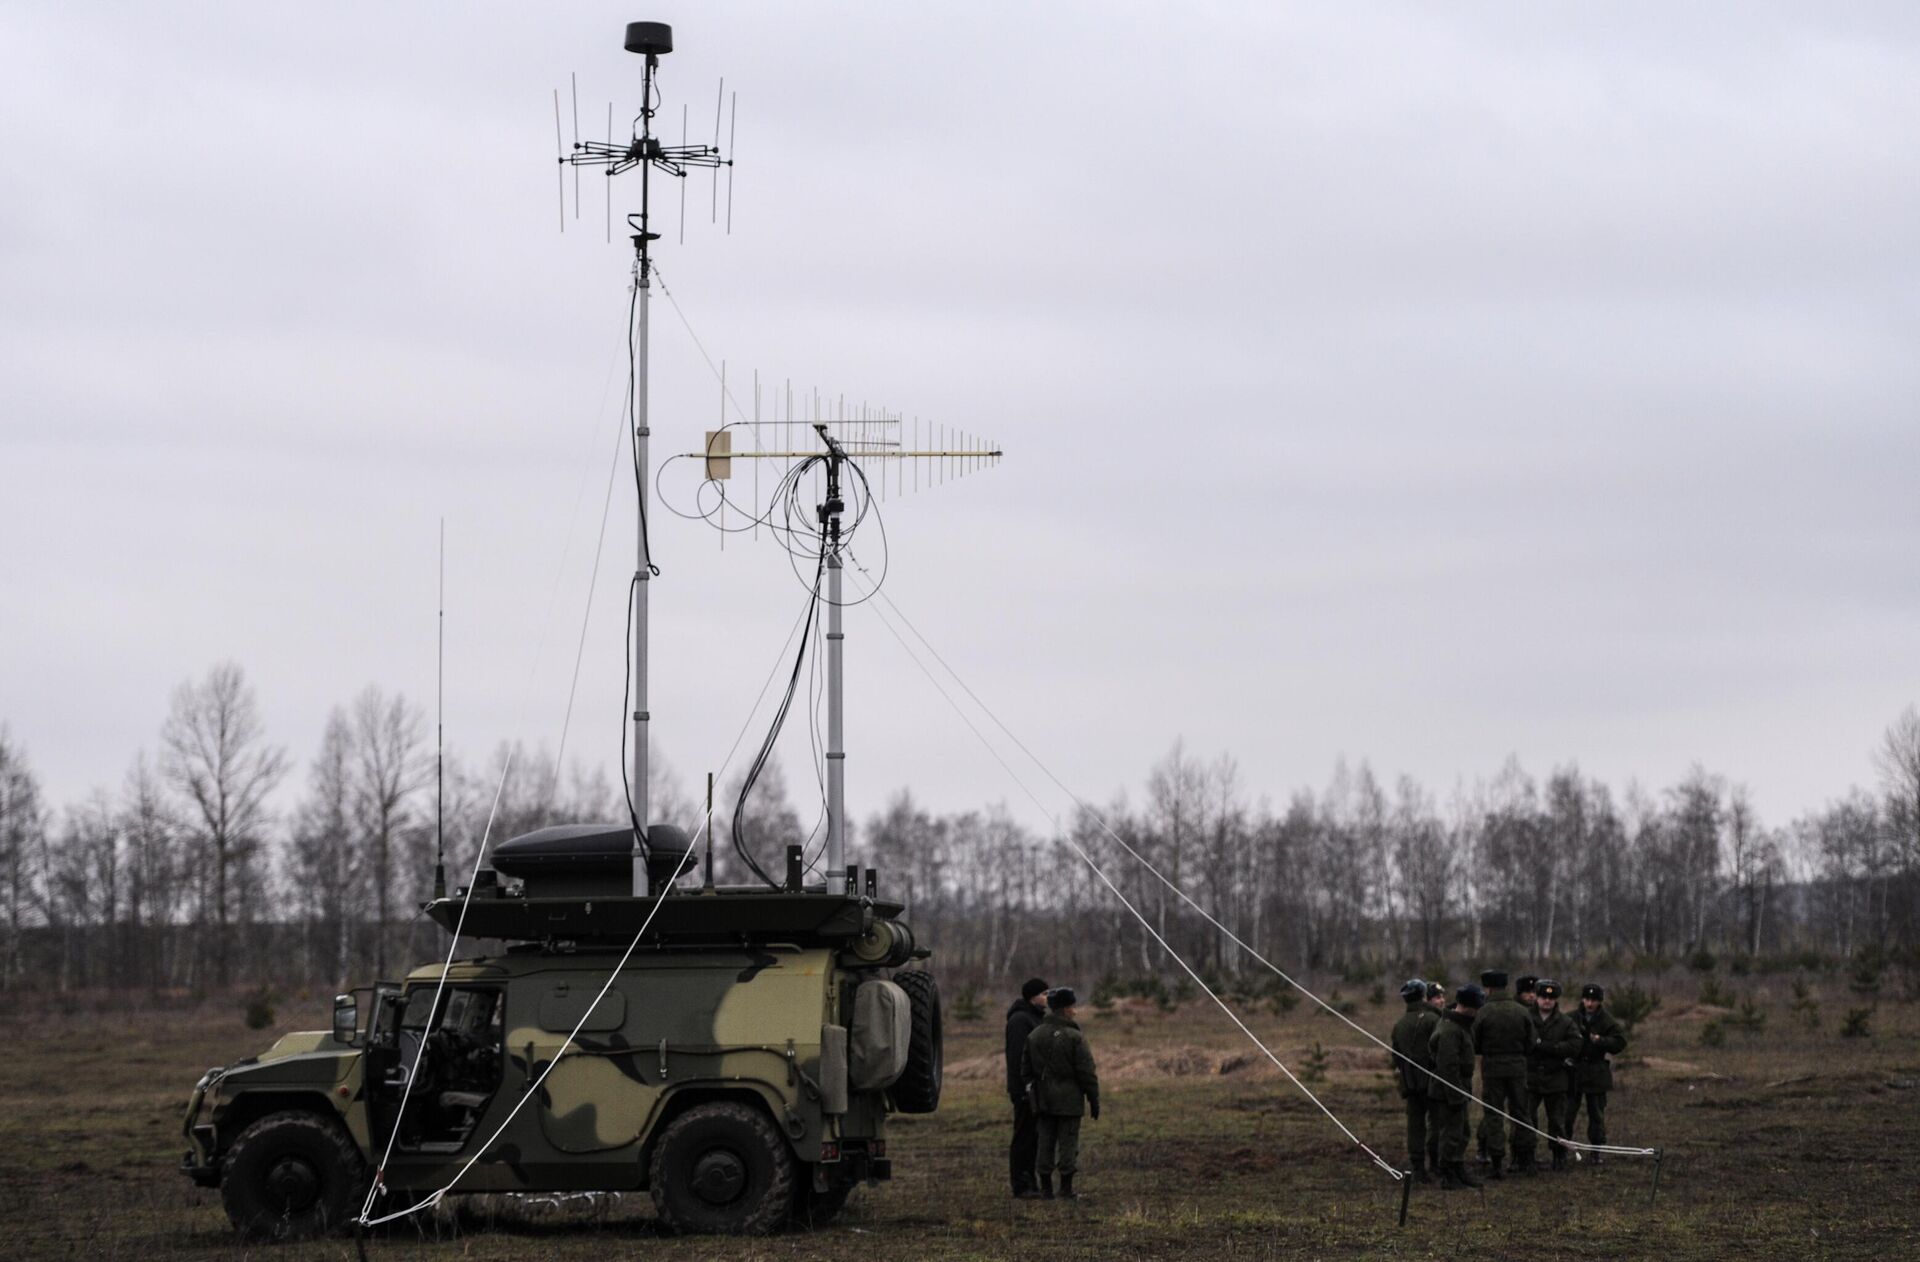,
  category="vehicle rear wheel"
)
[650,1101,794,1235]
[220,1110,367,1240]
[888,969,943,1114]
